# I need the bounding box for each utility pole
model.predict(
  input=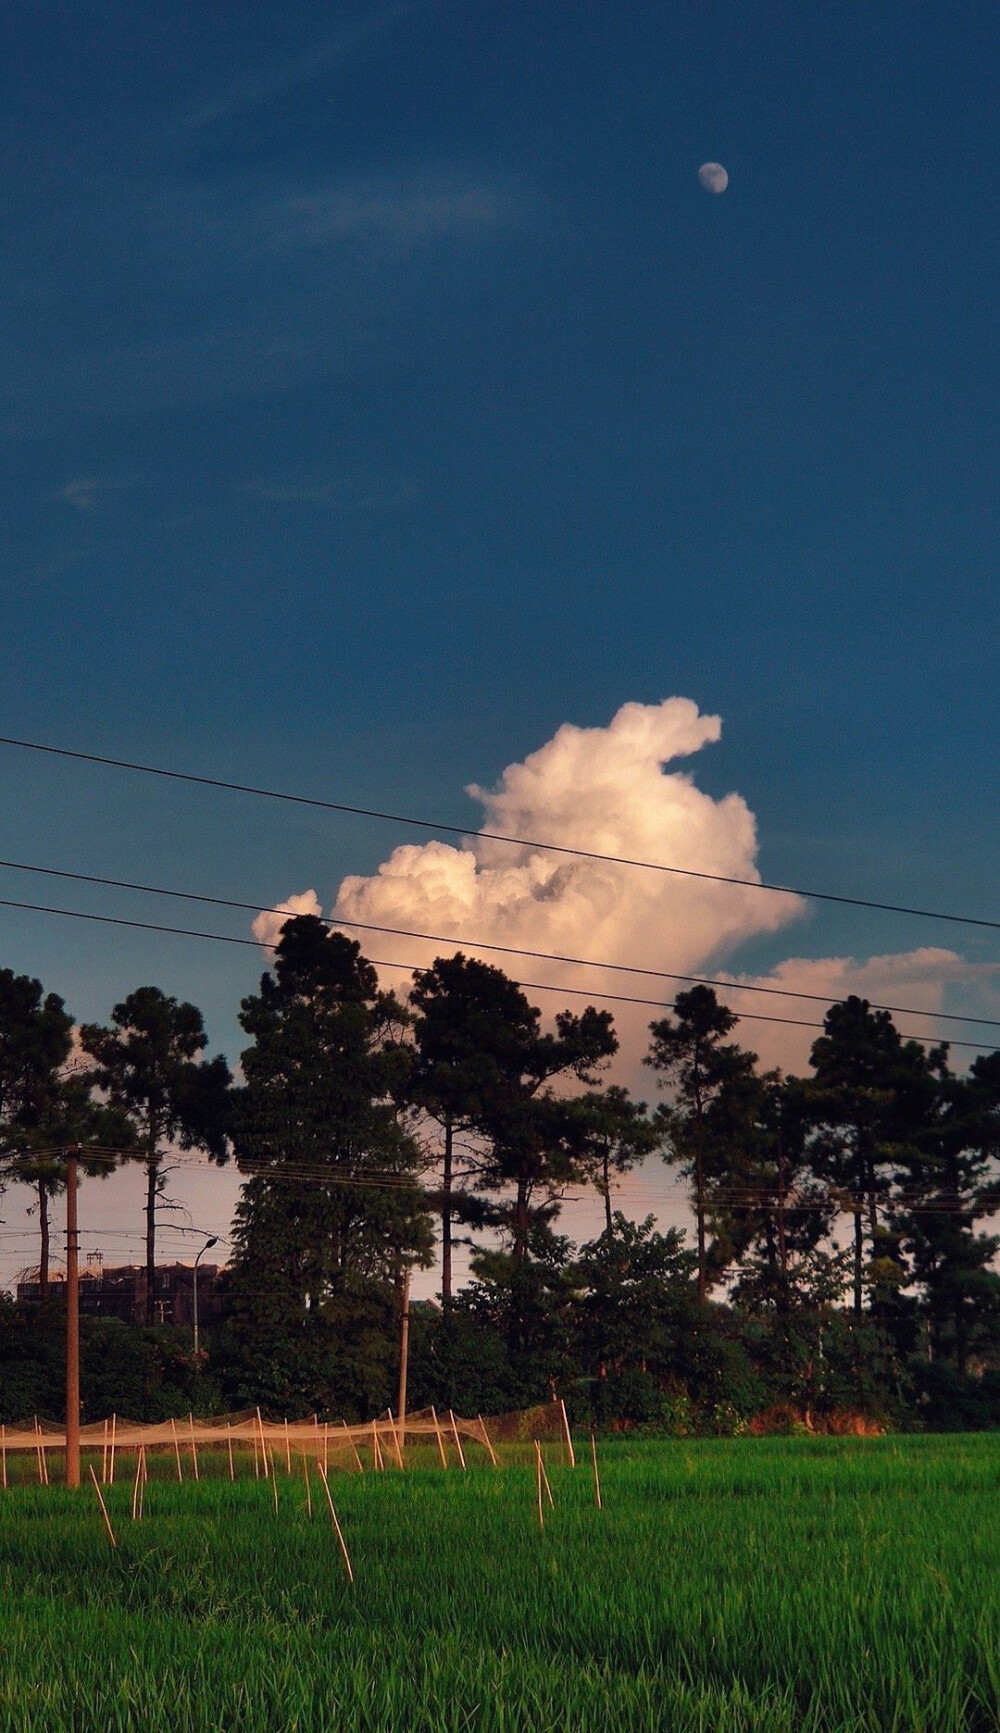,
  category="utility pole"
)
[397,1265,412,1442]
[65,1150,80,1488]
